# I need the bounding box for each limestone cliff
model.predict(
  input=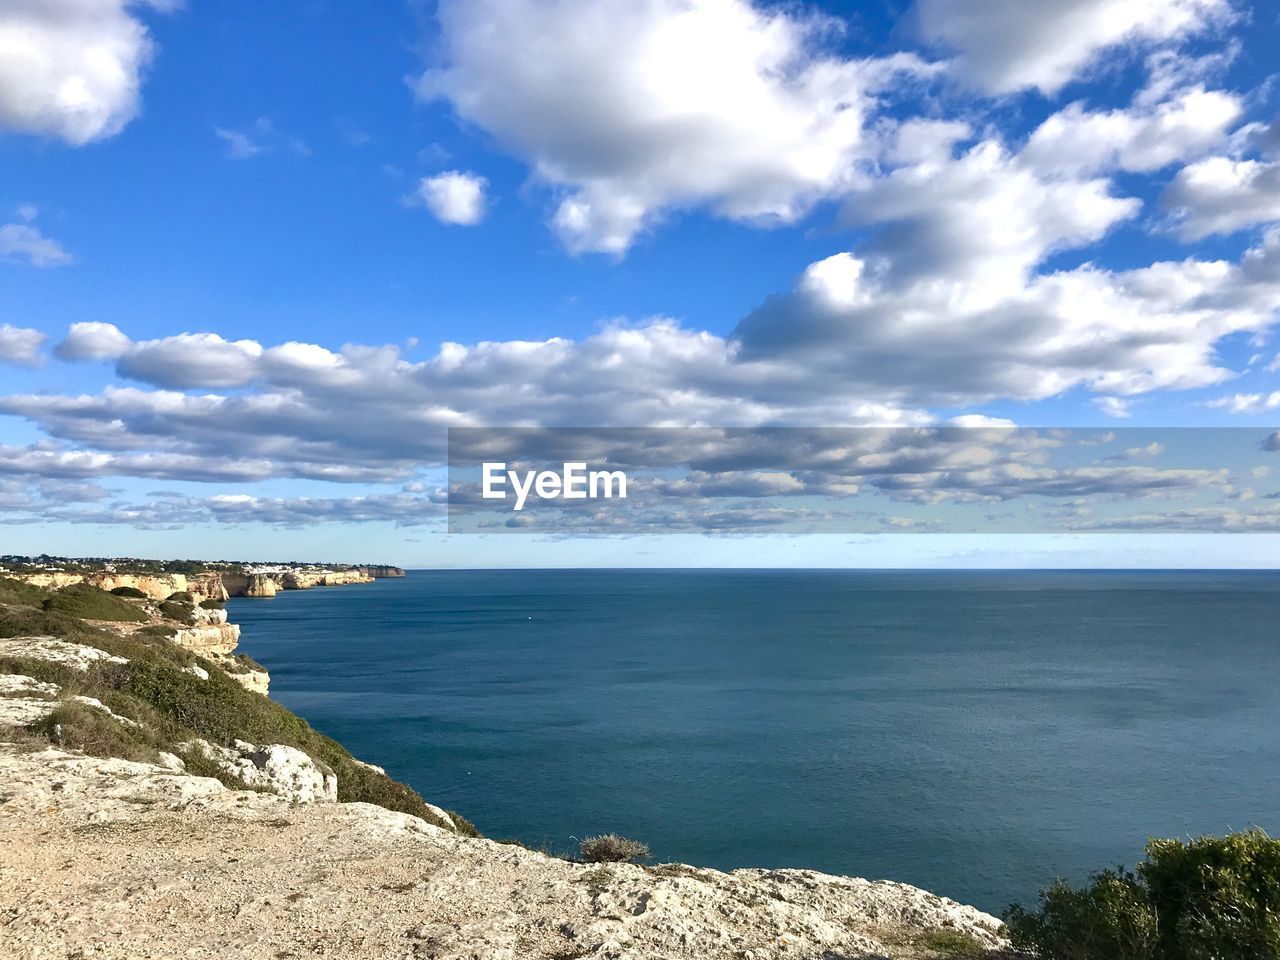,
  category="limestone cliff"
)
[6,570,227,602]
[360,565,406,578]
[220,565,379,597]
